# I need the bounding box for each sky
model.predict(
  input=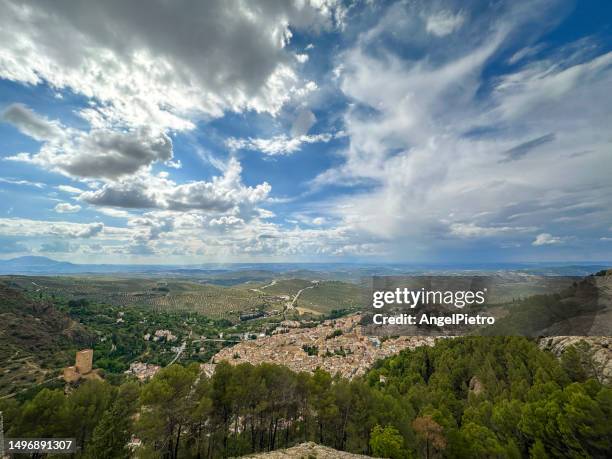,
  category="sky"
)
[0,0,611,264]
